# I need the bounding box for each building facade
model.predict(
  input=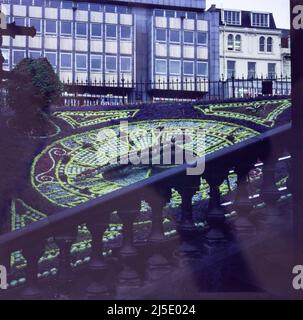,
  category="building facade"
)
[218,8,288,80]
[0,0,220,101]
